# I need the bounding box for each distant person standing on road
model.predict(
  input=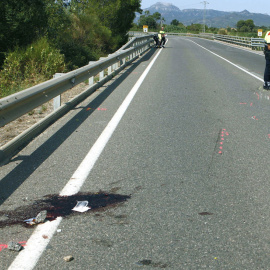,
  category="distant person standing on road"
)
[263,31,270,90]
[158,26,166,48]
